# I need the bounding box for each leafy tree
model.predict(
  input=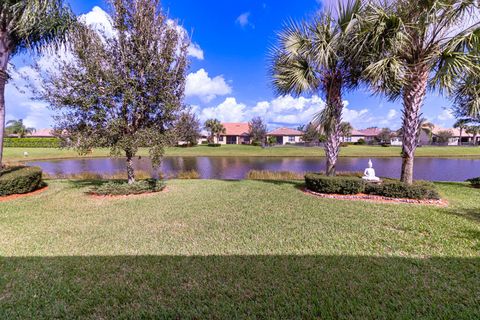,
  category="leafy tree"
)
[420,120,435,144]
[248,116,267,145]
[40,0,189,184]
[339,122,353,142]
[204,119,225,143]
[175,109,201,146]
[435,130,454,144]
[270,0,362,176]
[353,0,480,183]
[301,122,320,143]
[5,119,35,138]
[0,0,74,167]
[453,119,469,146]
[466,125,480,146]
[375,128,393,144]
[267,135,277,146]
